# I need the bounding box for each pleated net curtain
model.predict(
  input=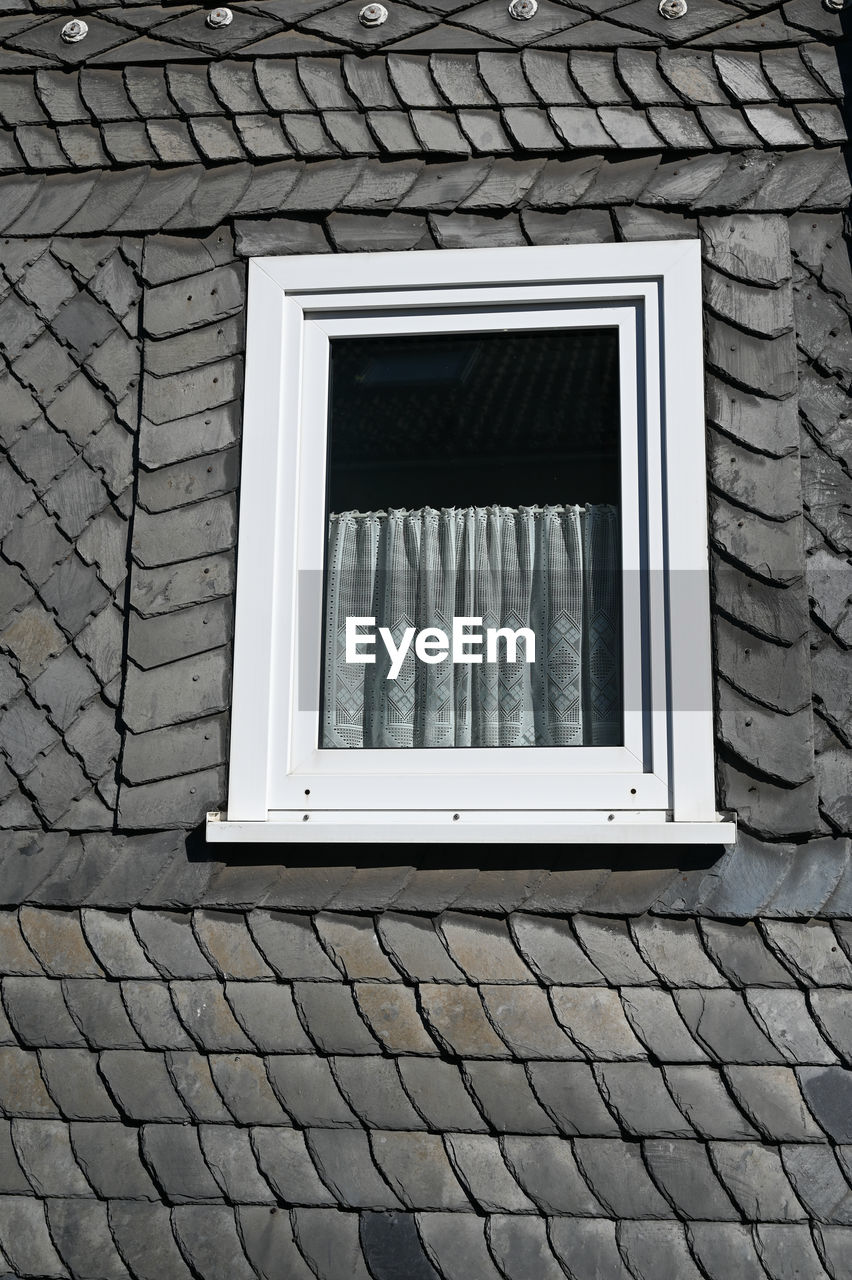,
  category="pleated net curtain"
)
[322,504,621,749]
